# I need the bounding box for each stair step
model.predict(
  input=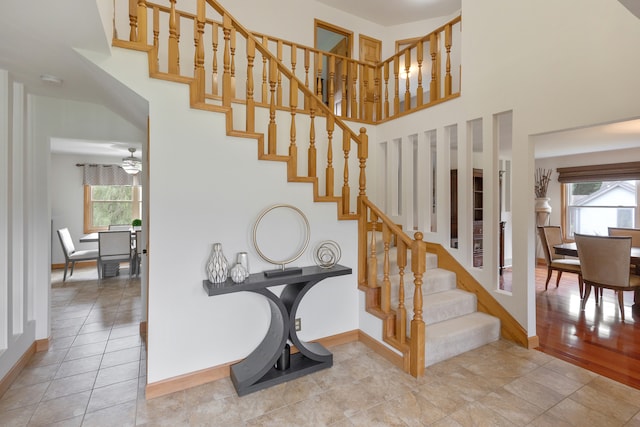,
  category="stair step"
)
[425,312,500,367]
[375,246,438,277]
[422,289,477,325]
[384,268,456,298]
